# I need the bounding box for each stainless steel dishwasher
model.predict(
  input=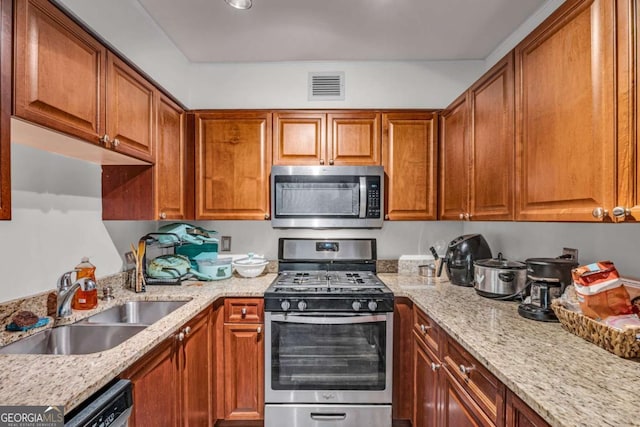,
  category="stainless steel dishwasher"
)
[64,379,133,427]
